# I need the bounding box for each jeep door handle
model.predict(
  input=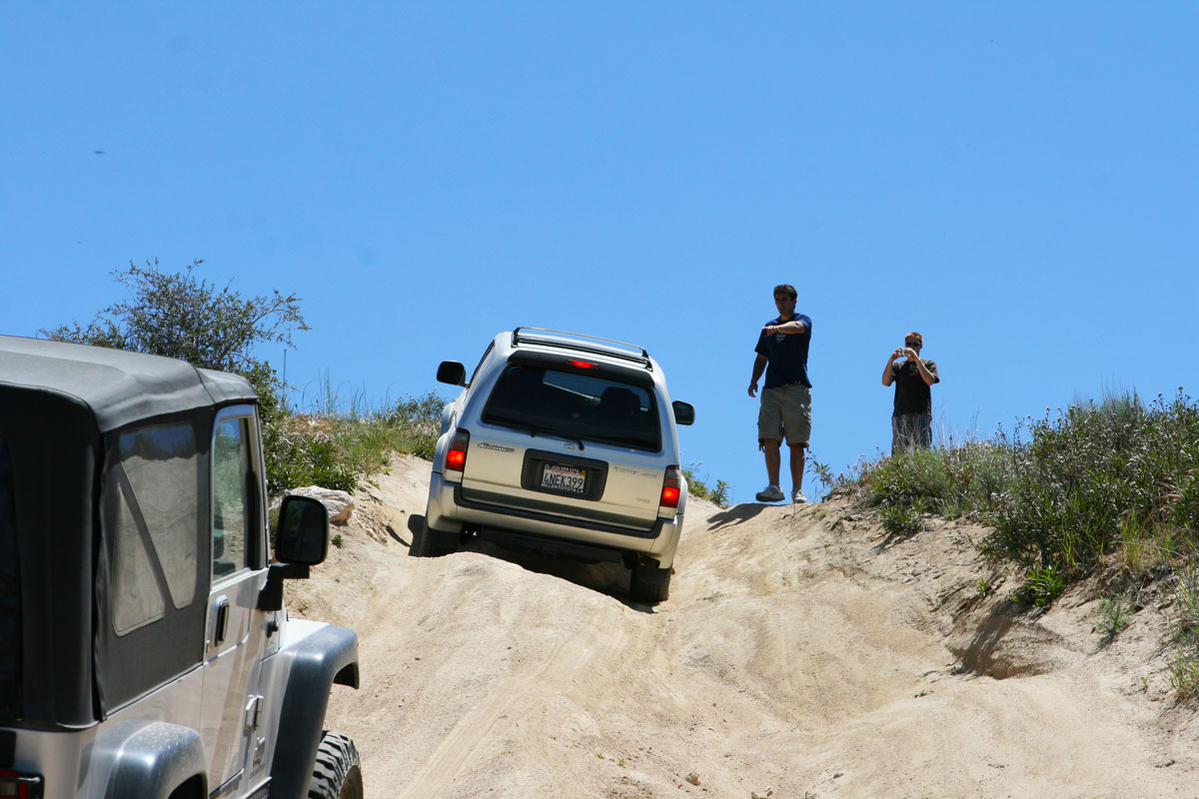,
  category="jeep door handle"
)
[212,596,230,645]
